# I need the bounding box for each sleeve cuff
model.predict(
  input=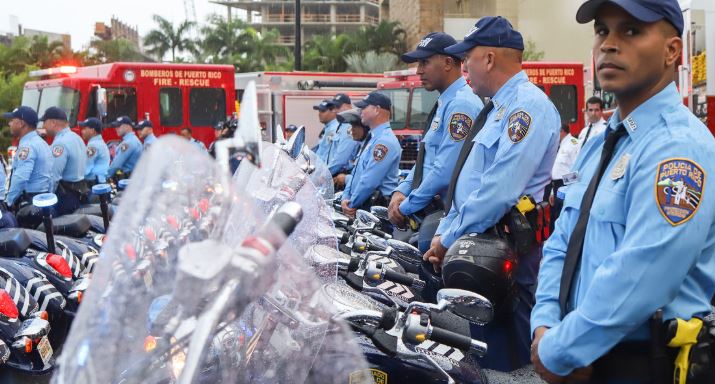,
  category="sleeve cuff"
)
[398,200,415,216]
[440,231,457,249]
[538,329,576,376]
[530,310,561,338]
